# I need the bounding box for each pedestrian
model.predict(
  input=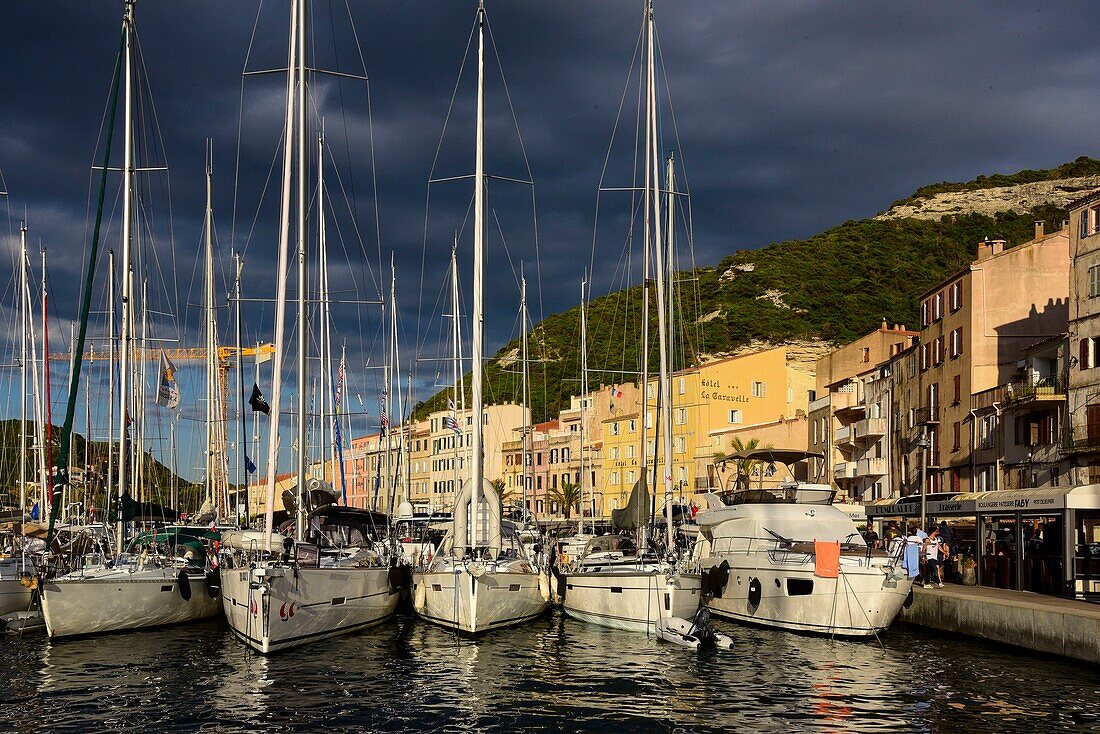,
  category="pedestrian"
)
[902,525,921,581]
[923,527,944,588]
